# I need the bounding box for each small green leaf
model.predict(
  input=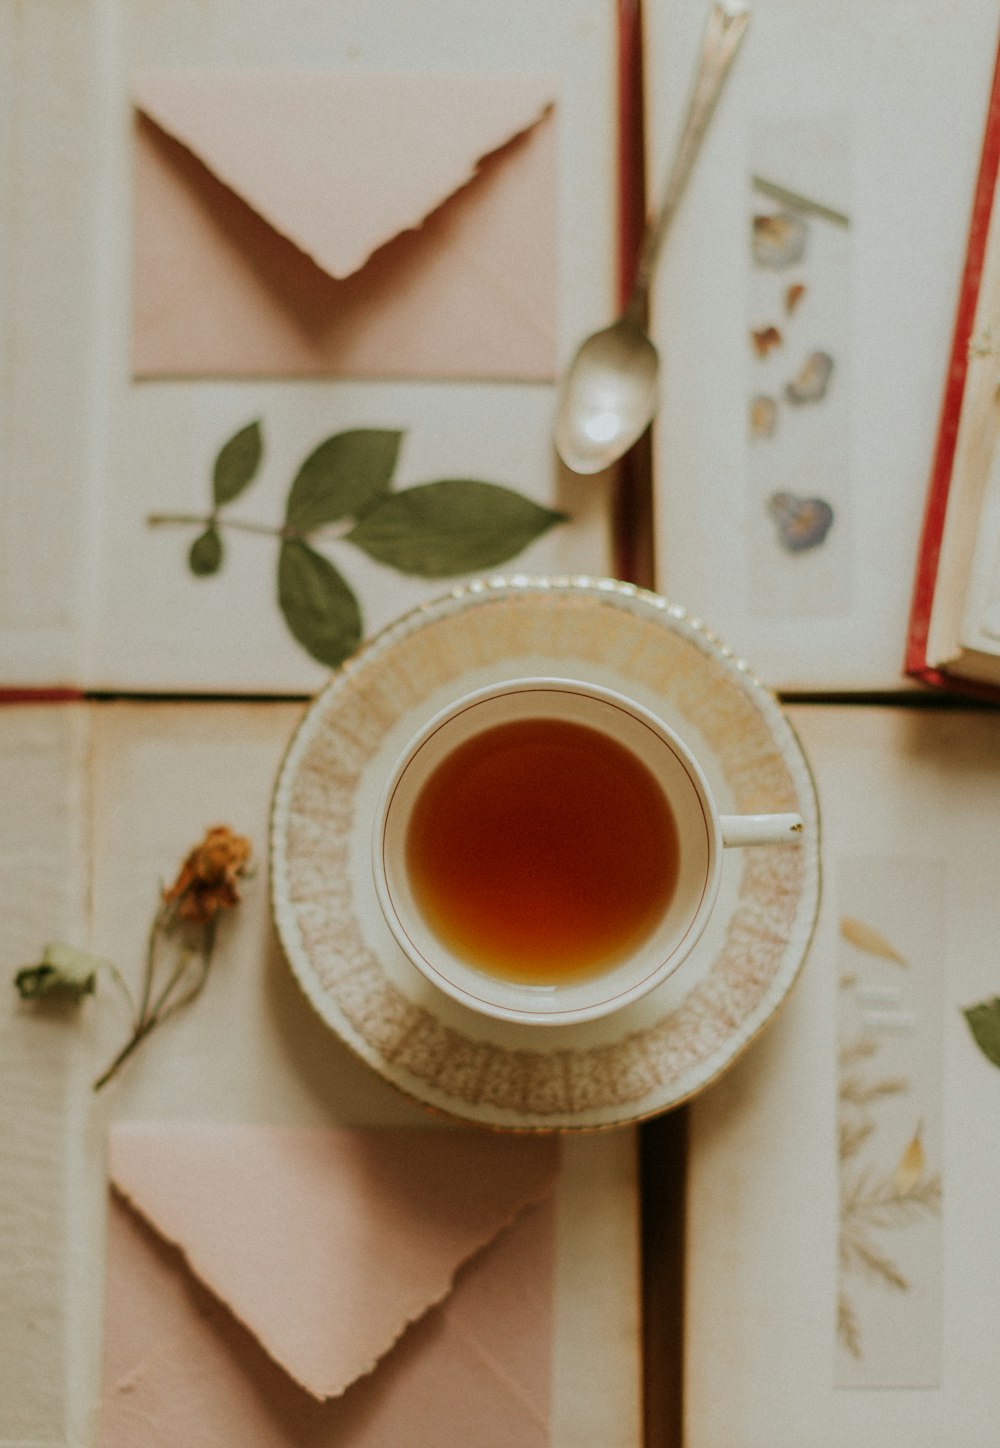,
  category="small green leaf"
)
[277,541,363,668]
[213,420,263,507]
[345,479,567,577]
[963,998,1000,1070]
[15,942,103,1003]
[285,429,403,532]
[189,526,224,576]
